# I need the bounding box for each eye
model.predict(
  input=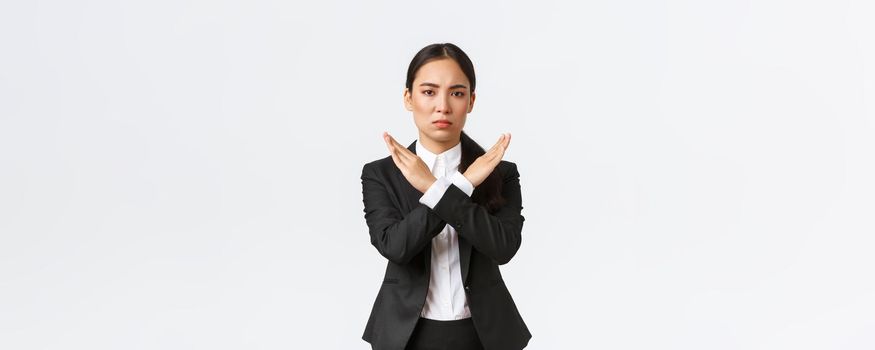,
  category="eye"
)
[422,90,434,96]
[452,91,466,97]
